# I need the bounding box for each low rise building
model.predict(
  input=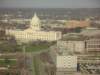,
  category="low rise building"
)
[65,20,90,28]
[78,55,100,74]
[57,40,85,54]
[57,34,86,54]
[80,27,100,36]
